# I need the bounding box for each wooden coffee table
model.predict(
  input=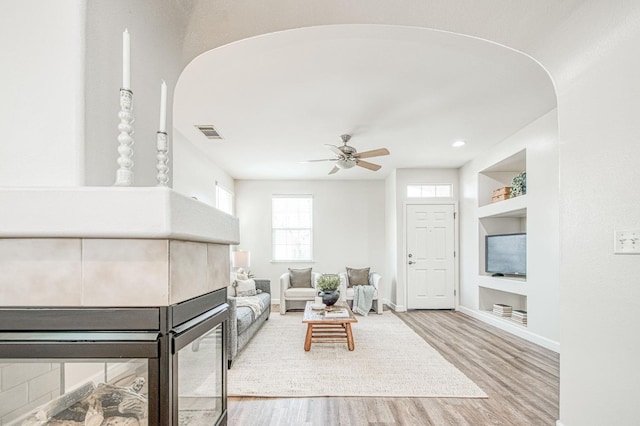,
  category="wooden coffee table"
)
[302,301,358,351]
